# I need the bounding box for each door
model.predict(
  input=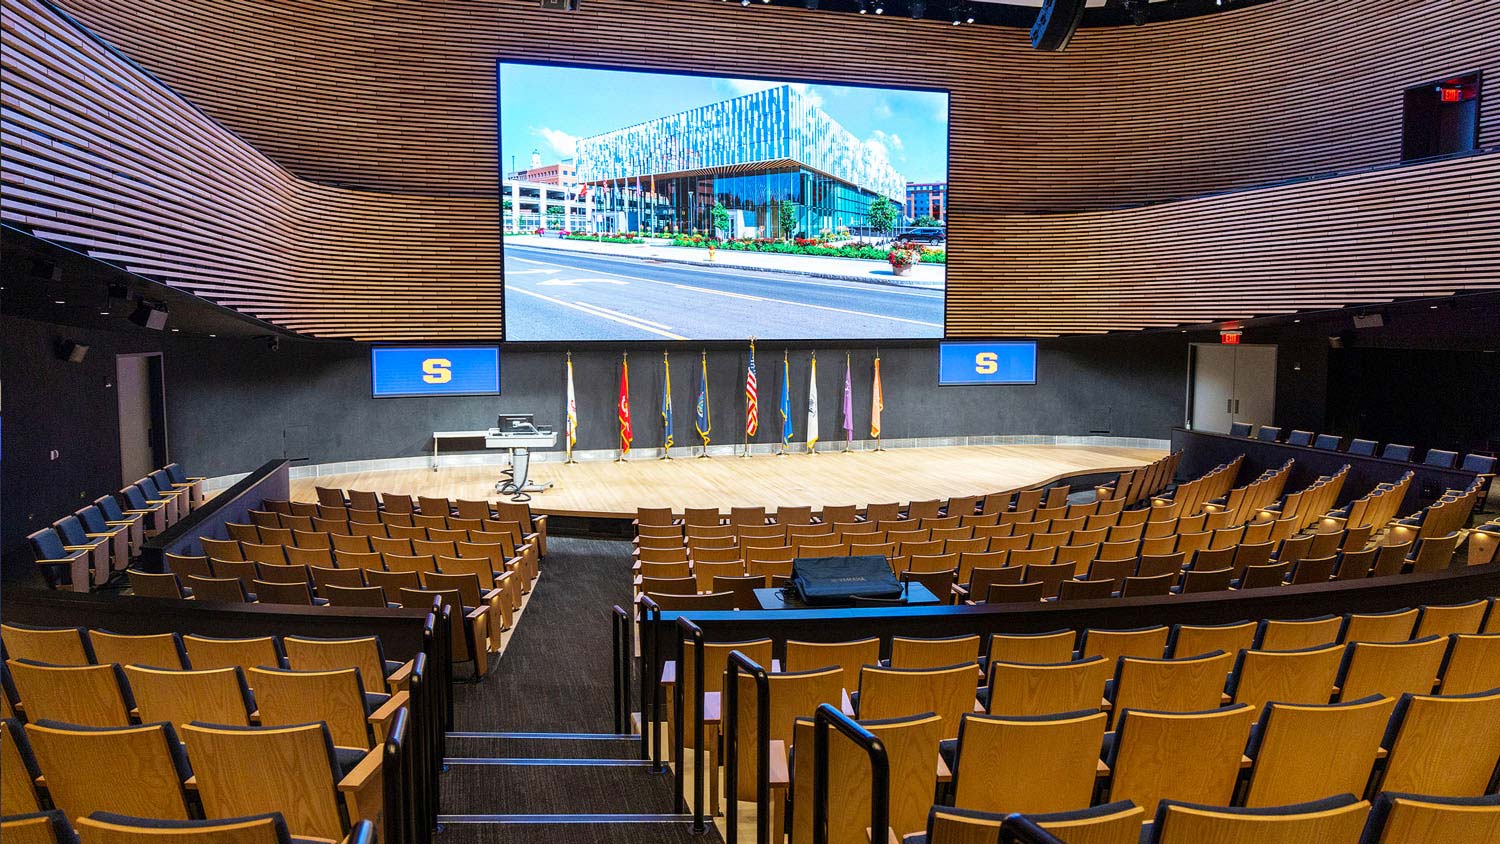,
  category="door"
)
[117,353,167,483]
[1189,344,1238,433]
[1230,344,1277,428]
[1189,344,1278,433]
